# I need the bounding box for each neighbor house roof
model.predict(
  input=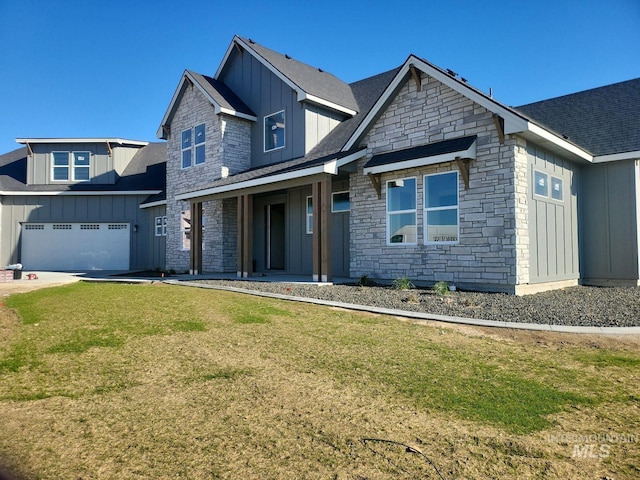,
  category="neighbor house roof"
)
[515,78,640,159]
[0,142,166,195]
